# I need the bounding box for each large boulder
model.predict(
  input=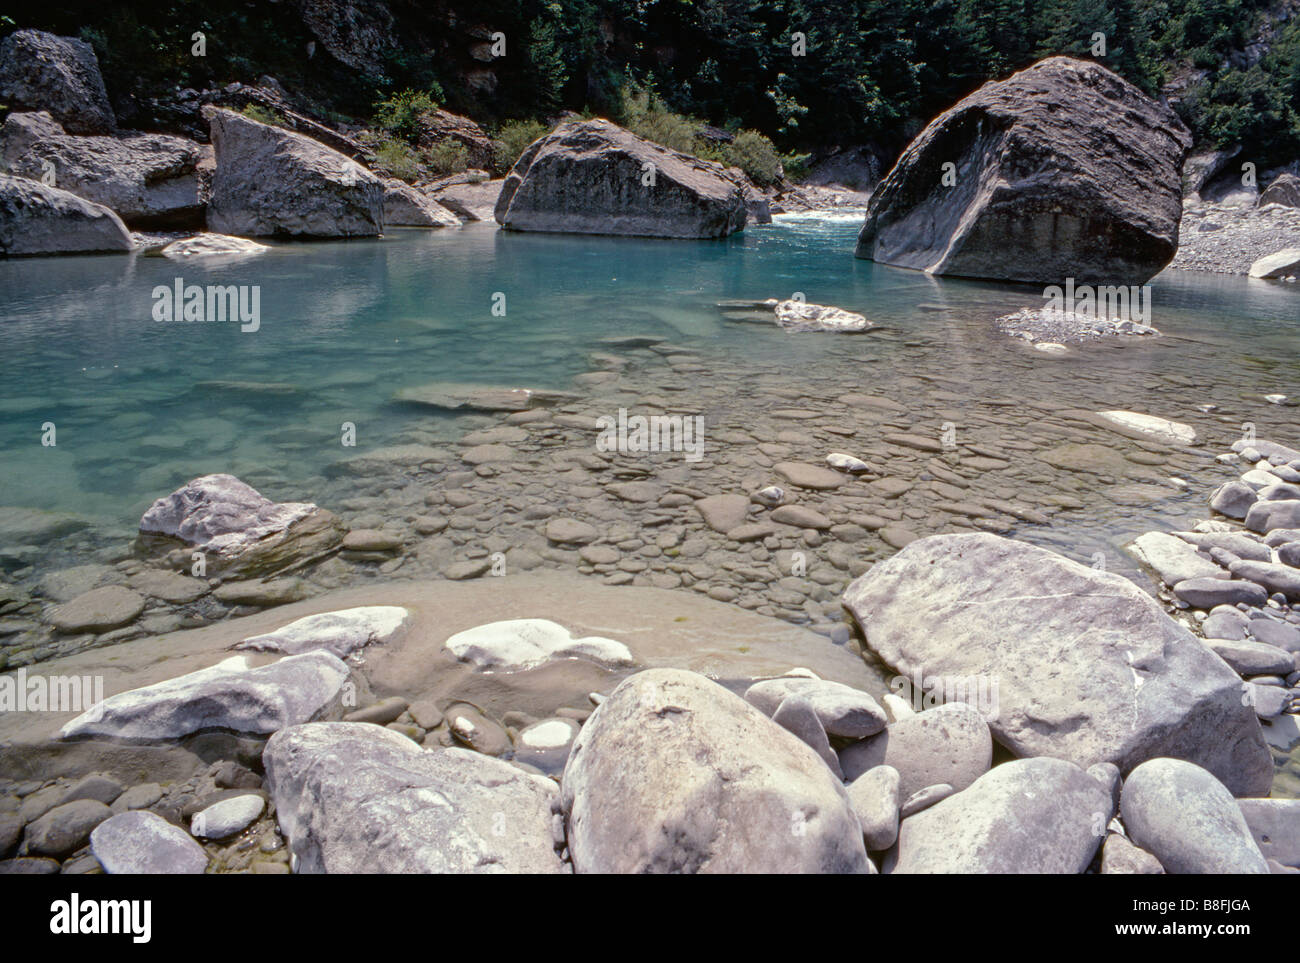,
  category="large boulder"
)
[381,178,459,227]
[494,118,748,239]
[886,758,1109,873]
[263,722,567,873]
[561,668,871,873]
[59,653,351,740]
[0,30,115,134]
[1120,758,1269,874]
[843,533,1272,796]
[205,108,383,237]
[0,112,204,228]
[1248,248,1300,280]
[1258,172,1300,209]
[0,172,132,256]
[90,811,209,874]
[137,474,344,577]
[855,57,1190,284]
